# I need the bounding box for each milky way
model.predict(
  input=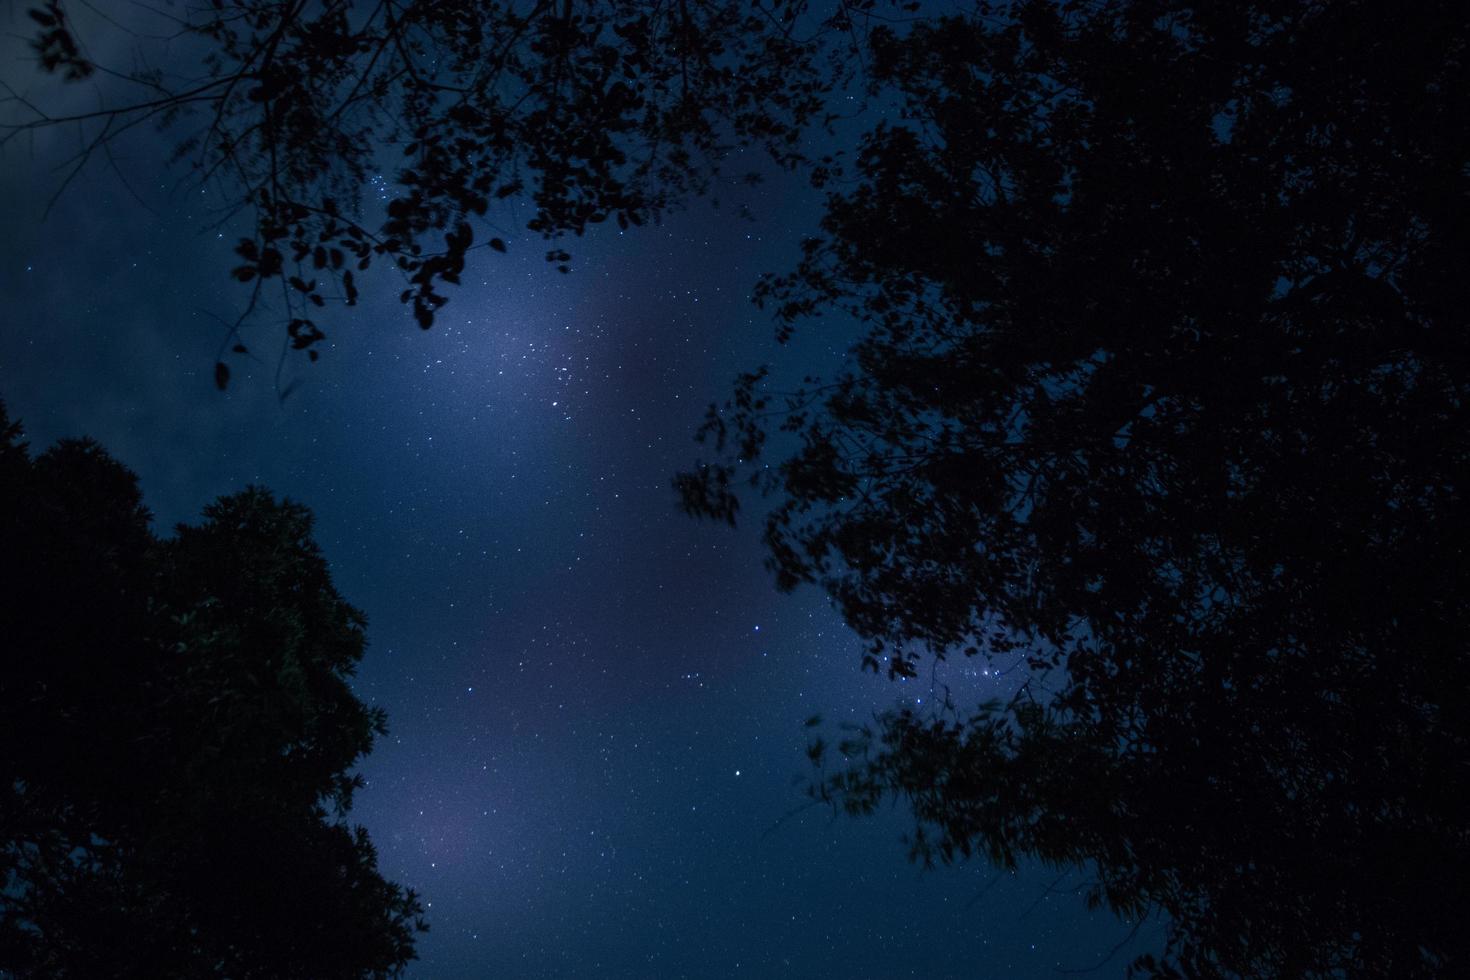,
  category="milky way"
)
[0,129,1161,978]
